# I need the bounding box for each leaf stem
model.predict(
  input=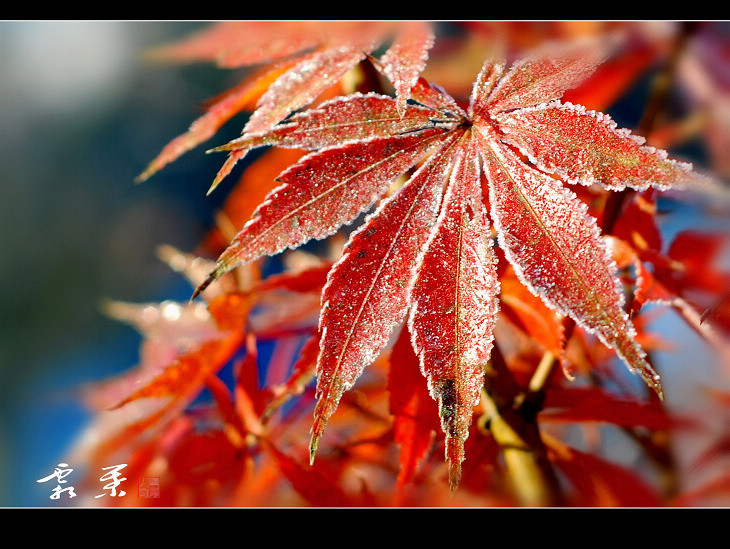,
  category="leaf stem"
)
[528,351,557,394]
[480,389,554,506]
[526,317,575,400]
